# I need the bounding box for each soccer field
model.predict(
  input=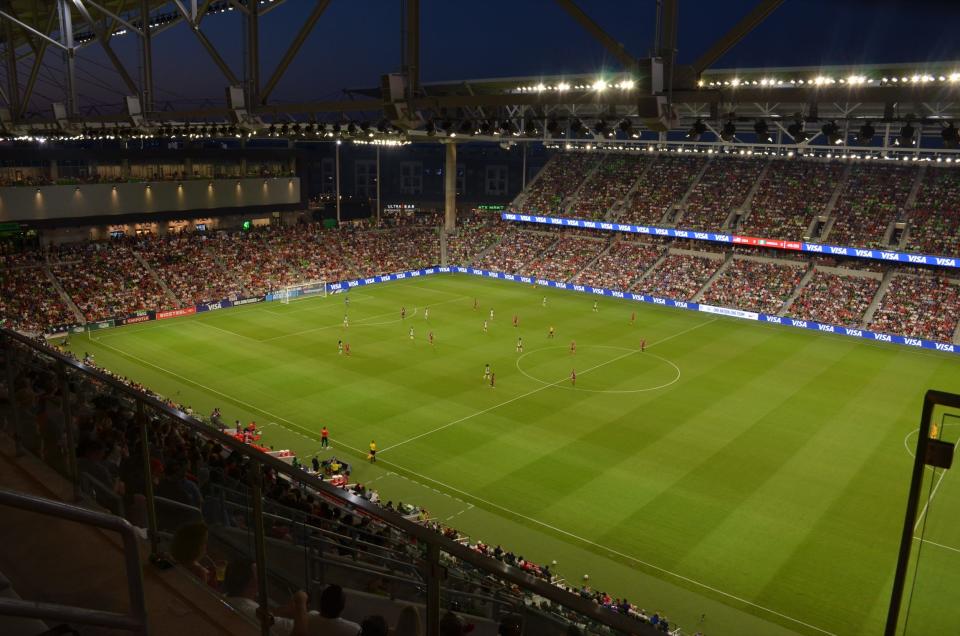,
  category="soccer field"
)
[68,274,960,636]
